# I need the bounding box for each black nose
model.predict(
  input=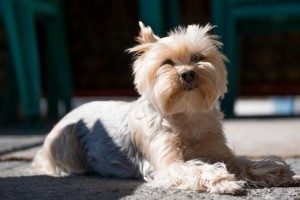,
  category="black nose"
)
[180,70,196,83]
